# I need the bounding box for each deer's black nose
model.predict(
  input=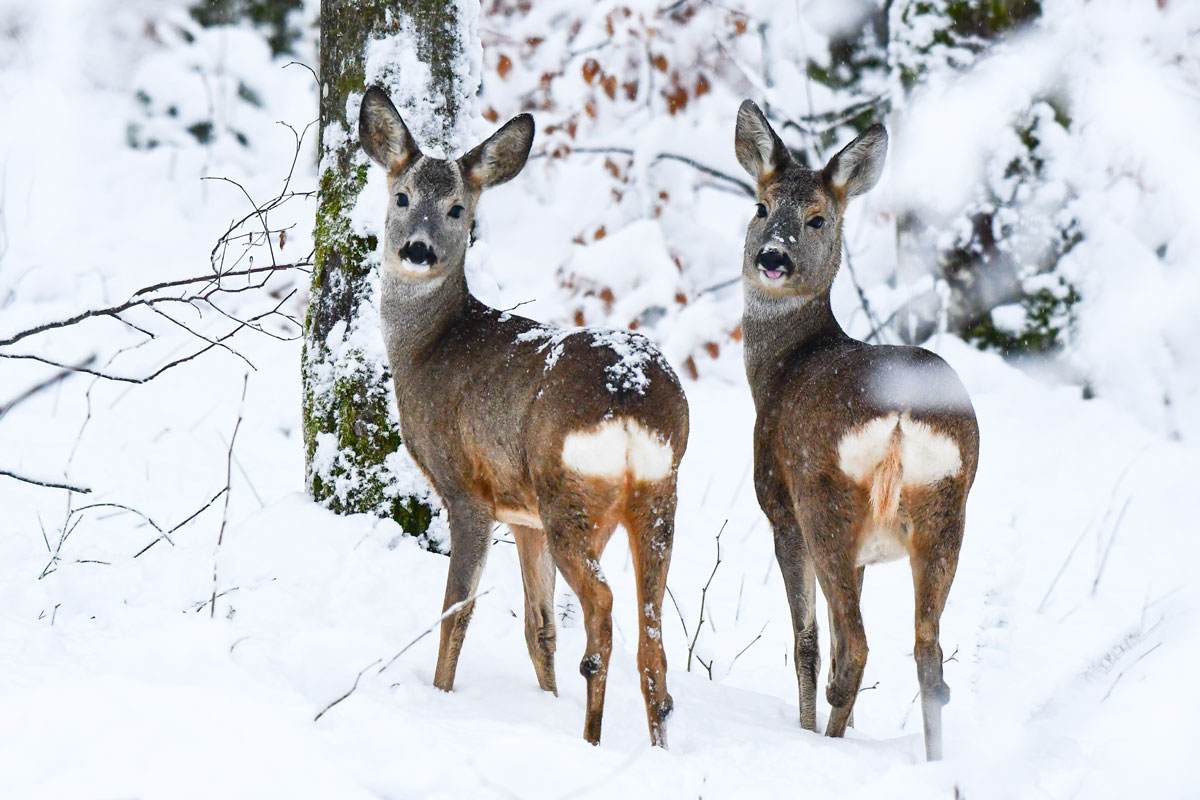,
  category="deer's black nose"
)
[402,240,437,265]
[755,247,793,274]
